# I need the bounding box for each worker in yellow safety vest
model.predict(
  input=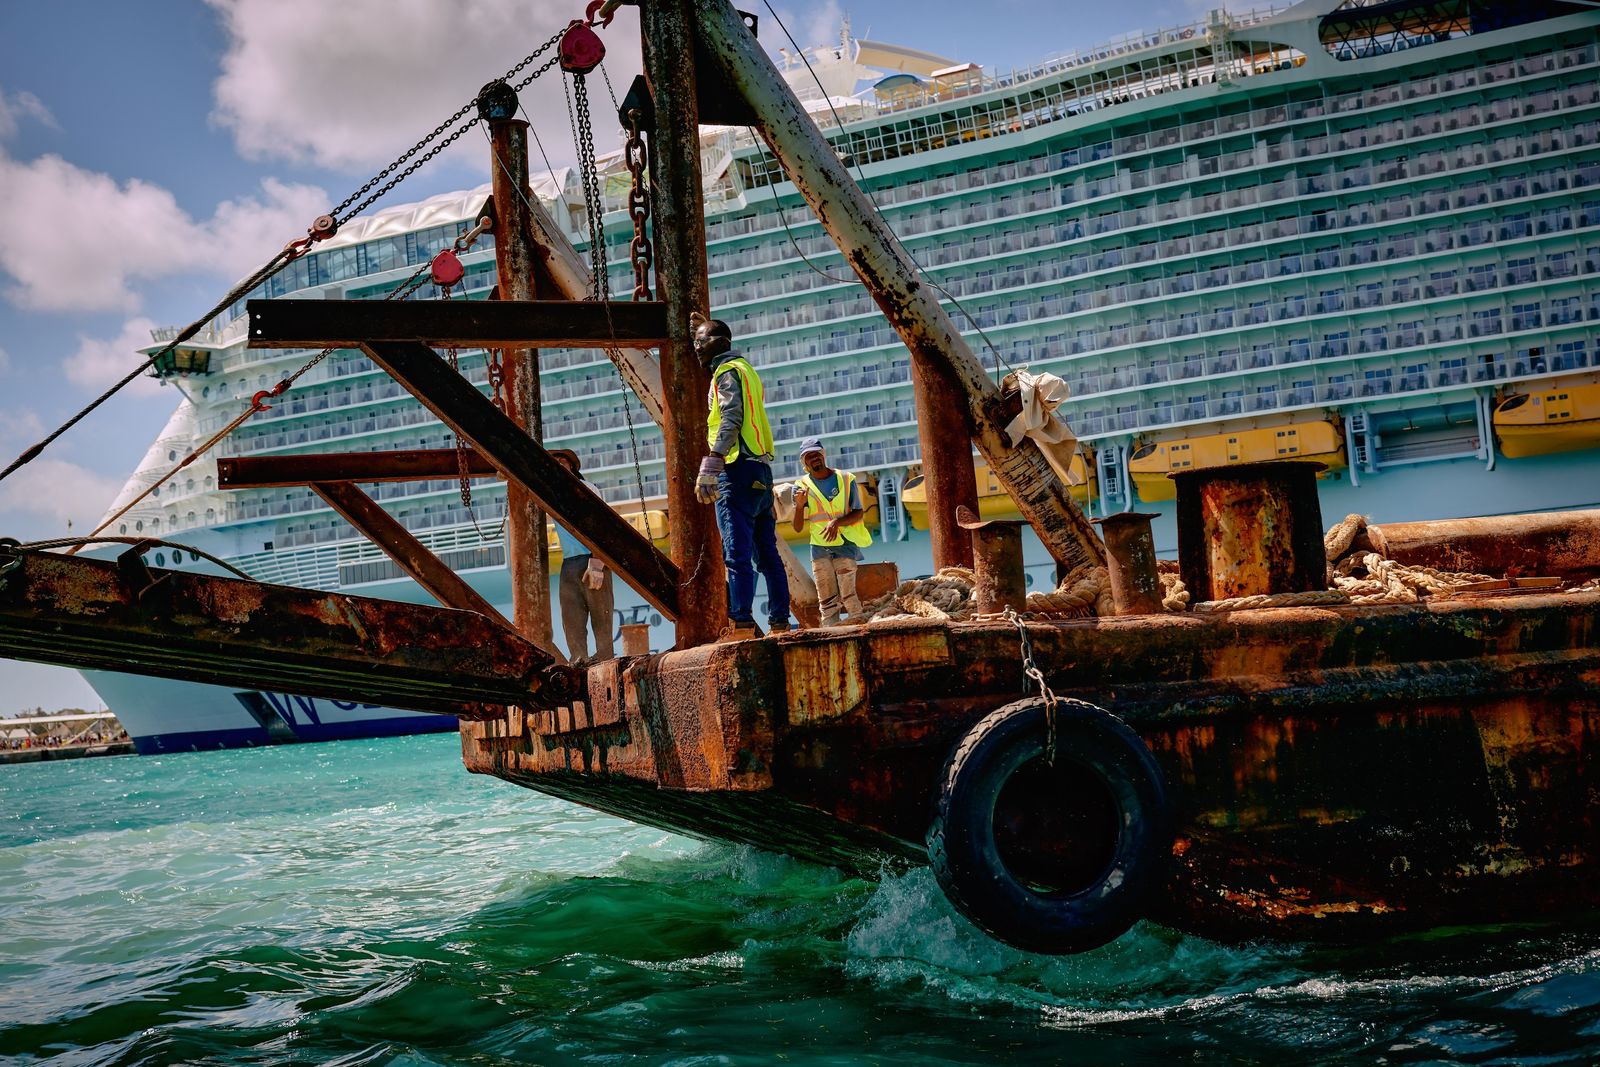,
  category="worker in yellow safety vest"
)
[692,312,792,639]
[790,436,872,626]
